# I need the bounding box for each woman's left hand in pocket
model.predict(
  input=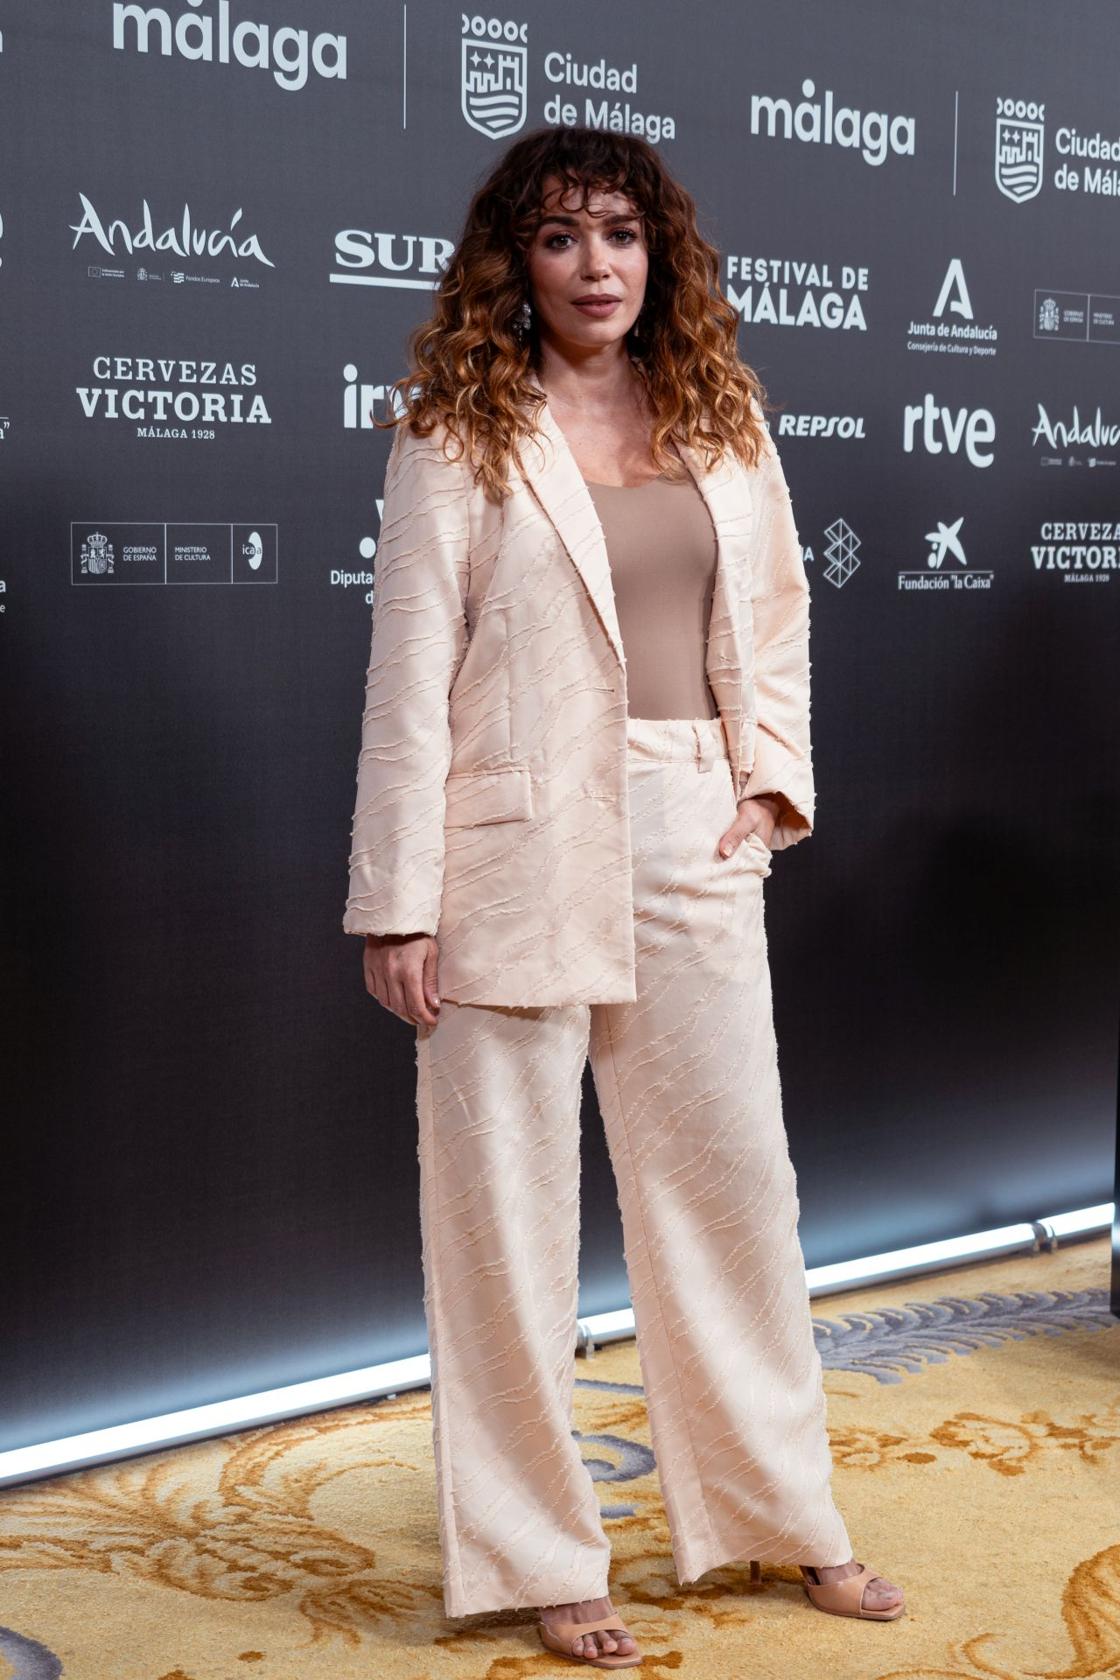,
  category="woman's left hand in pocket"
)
[718,793,782,858]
